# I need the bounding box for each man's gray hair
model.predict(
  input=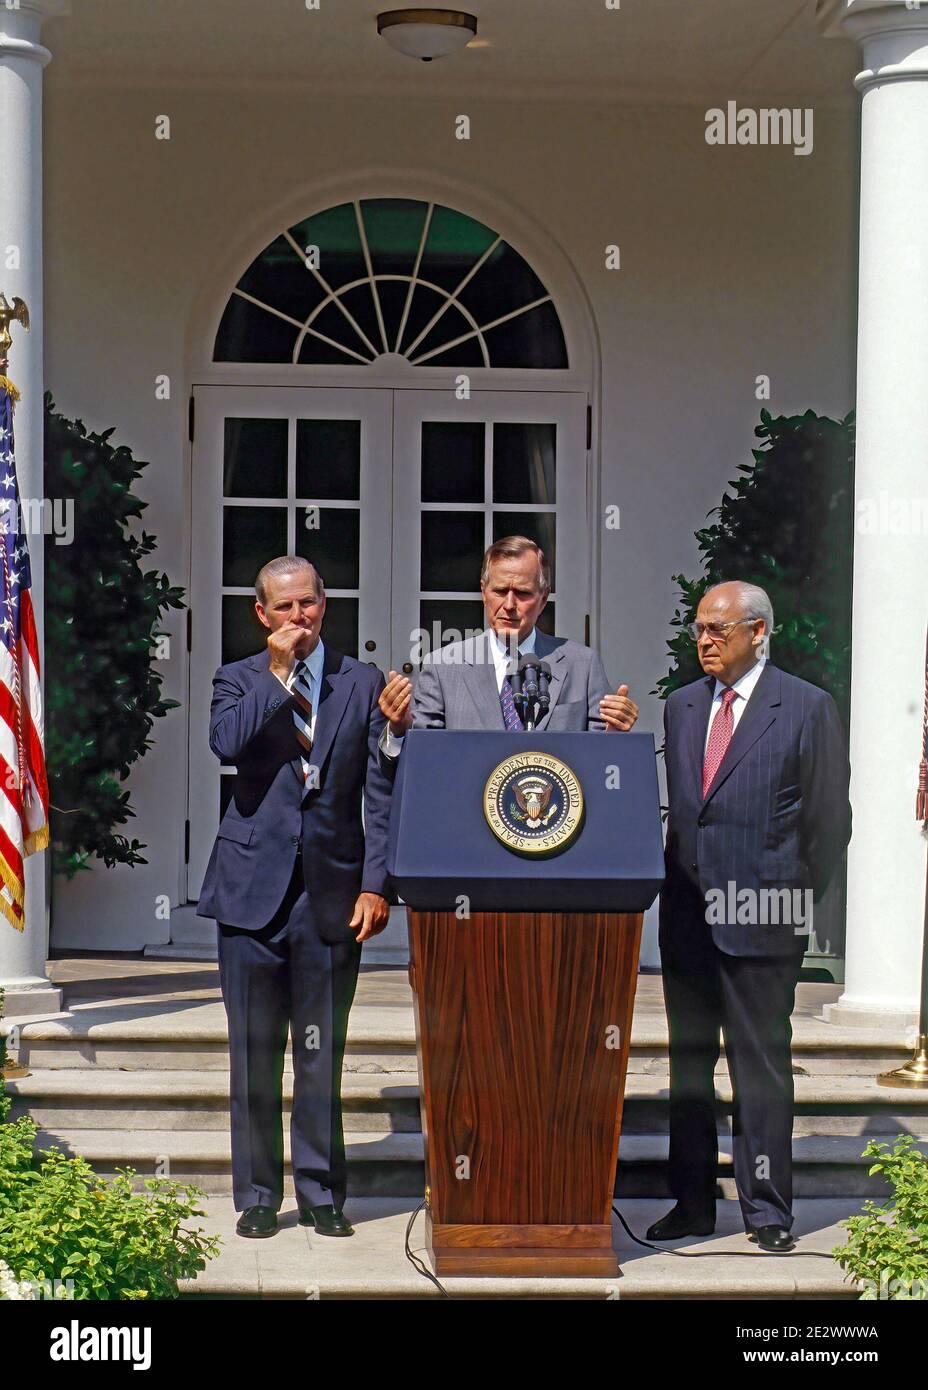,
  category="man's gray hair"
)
[480,535,551,594]
[706,580,774,646]
[255,556,324,607]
